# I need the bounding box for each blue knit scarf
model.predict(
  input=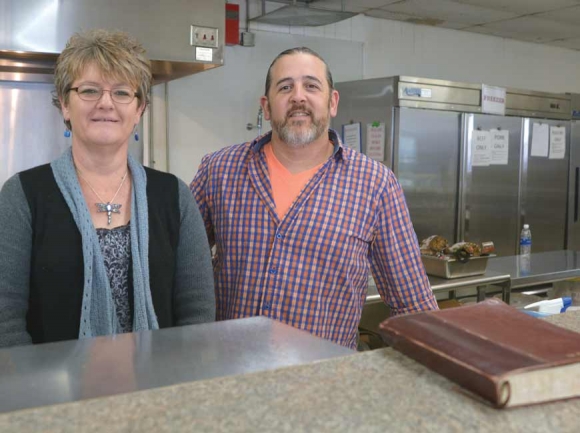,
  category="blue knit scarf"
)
[51,147,159,338]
